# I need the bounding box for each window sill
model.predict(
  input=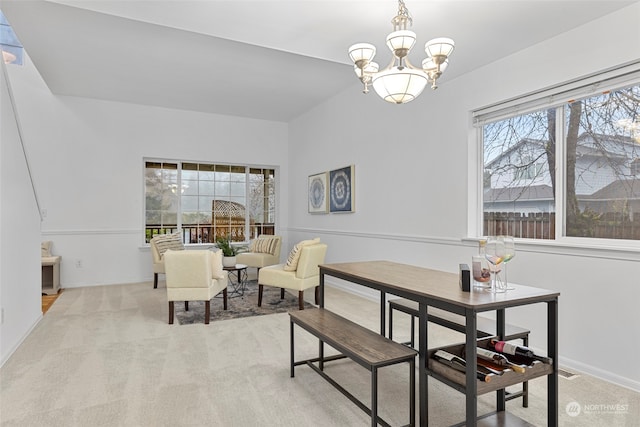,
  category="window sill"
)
[462,237,640,262]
